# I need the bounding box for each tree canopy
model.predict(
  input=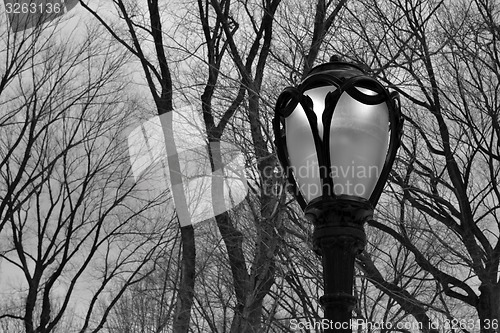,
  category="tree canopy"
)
[0,0,499,332]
